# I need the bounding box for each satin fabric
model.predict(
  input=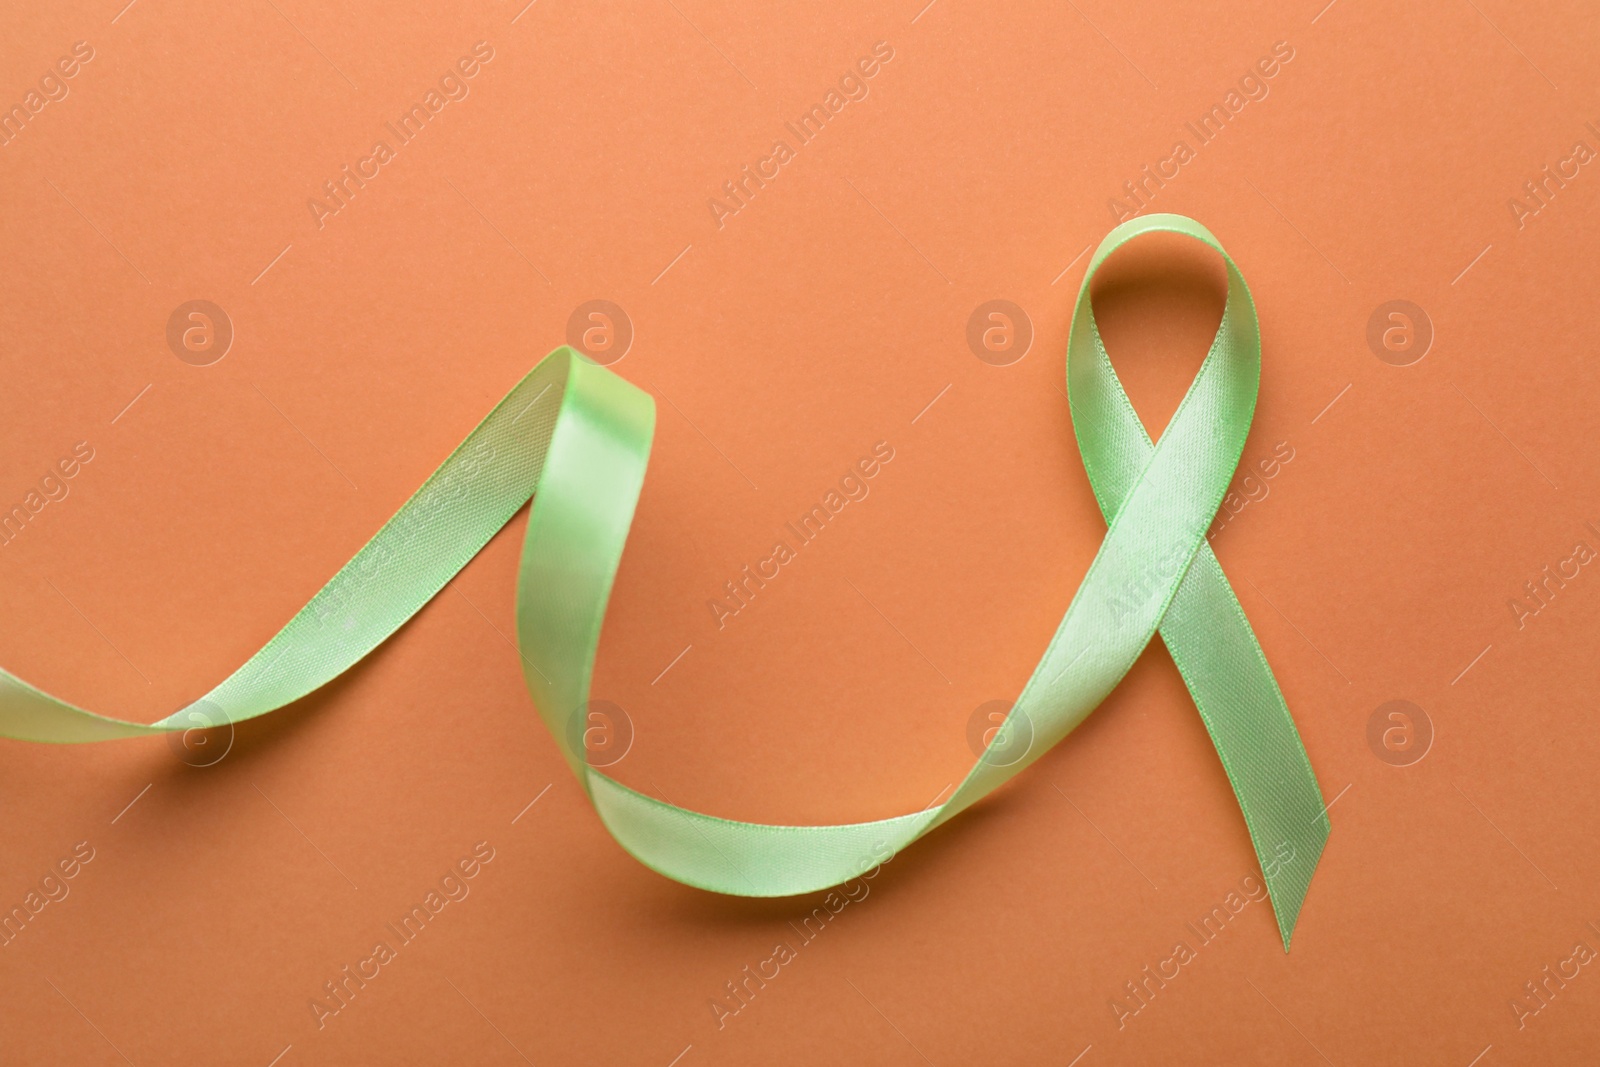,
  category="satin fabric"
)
[0,213,1327,948]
